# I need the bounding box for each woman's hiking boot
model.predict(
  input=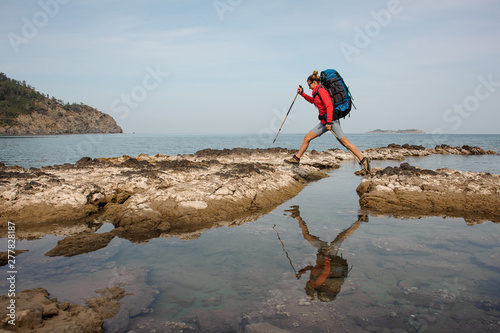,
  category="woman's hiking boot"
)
[284,155,300,165]
[359,157,371,173]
